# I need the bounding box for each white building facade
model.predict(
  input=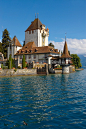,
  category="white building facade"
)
[7,36,22,59]
[25,18,49,47]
